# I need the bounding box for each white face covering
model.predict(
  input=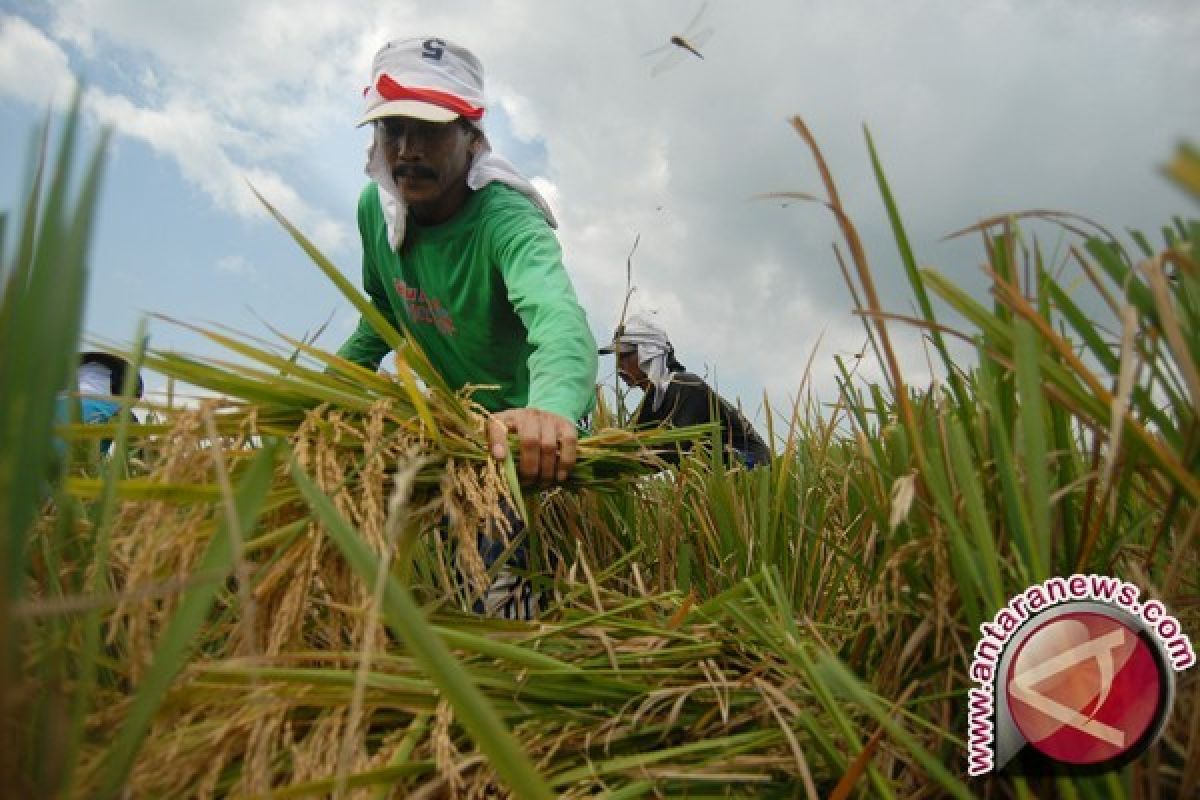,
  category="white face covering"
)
[77,361,113,396]
[364,119,557,250]
[614,313,677,411]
